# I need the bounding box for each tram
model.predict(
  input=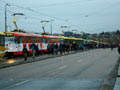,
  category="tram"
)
[0,32,5,58]
[4,32,108,57]
[5,32,61,57]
